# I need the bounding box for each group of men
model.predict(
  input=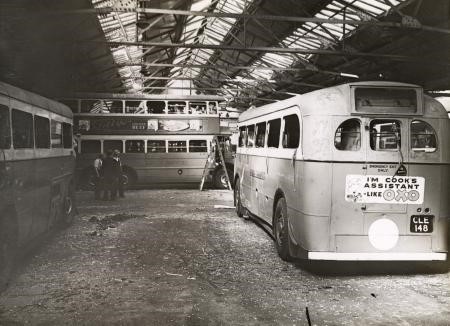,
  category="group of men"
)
[93,149,125,200]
